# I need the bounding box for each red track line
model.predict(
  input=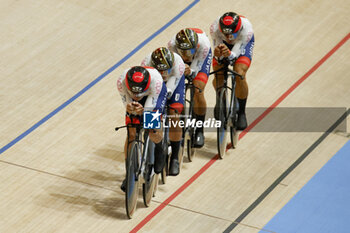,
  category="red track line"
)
[238,32,350,141]
[130,32,350,233]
